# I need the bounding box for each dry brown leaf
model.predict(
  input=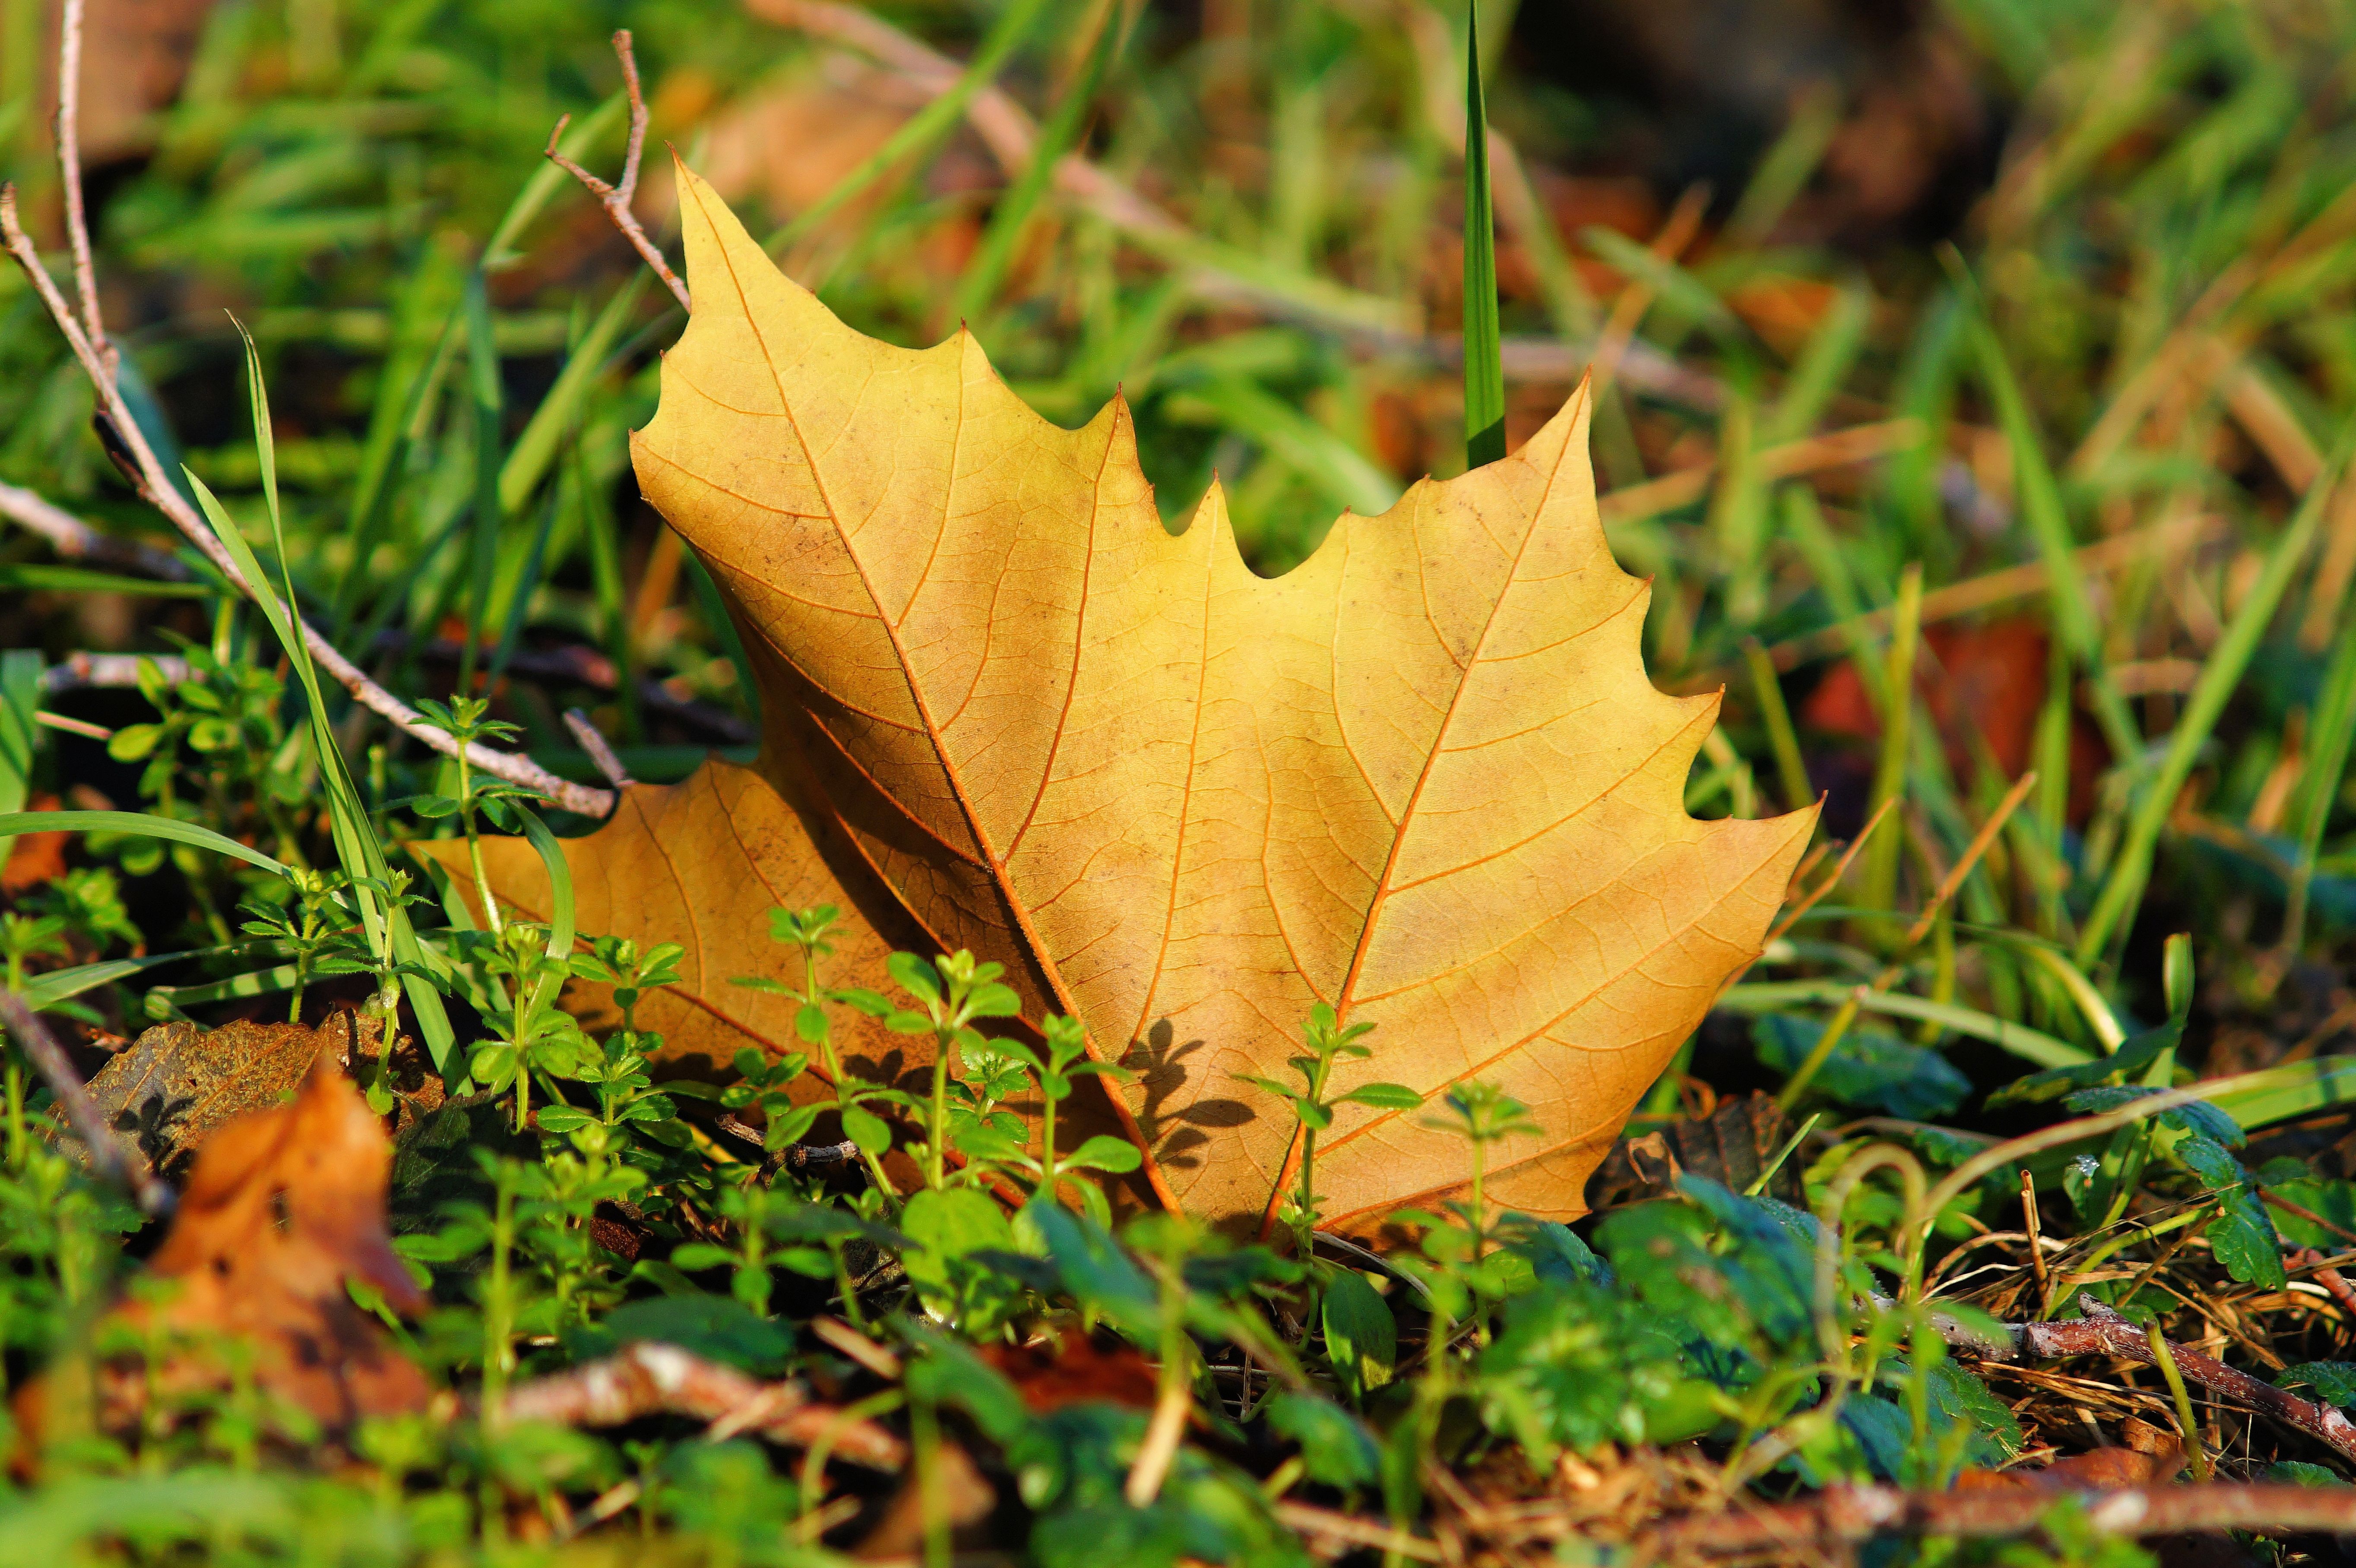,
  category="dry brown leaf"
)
[451,168,1815,1236]
[119,1053,428,1427]
[73,1013,371,1179]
